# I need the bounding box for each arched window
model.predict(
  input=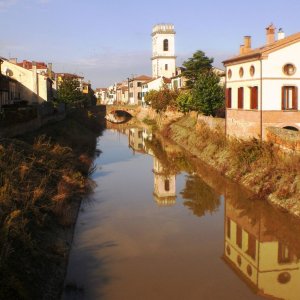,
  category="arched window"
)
[163,39,169,51]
